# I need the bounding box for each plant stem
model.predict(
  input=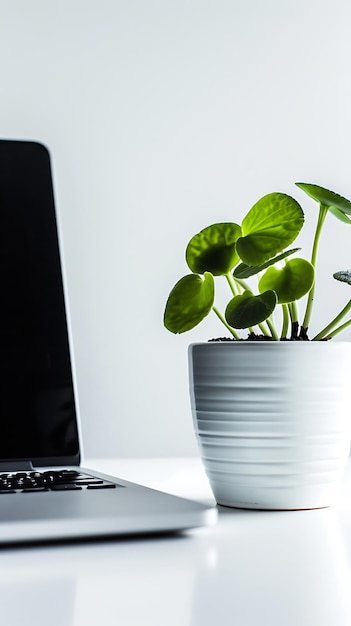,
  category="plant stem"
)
[289,301,299,339]
[234,277,251,292]
[313,299,351,341]
[226,272,238,297]
[323,318,351,340]
[258,322,271,337]
[281,304,289,339]
[289,301,298,323]
[212,305,240,339]
[266,317,279,341]
[301,204,329,334]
